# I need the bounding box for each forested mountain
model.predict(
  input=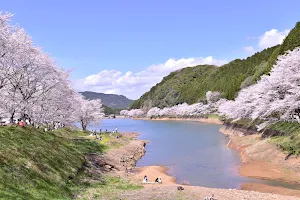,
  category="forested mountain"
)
[131,47,277,109]
[80,91,133,109]
[131,22,300,110]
